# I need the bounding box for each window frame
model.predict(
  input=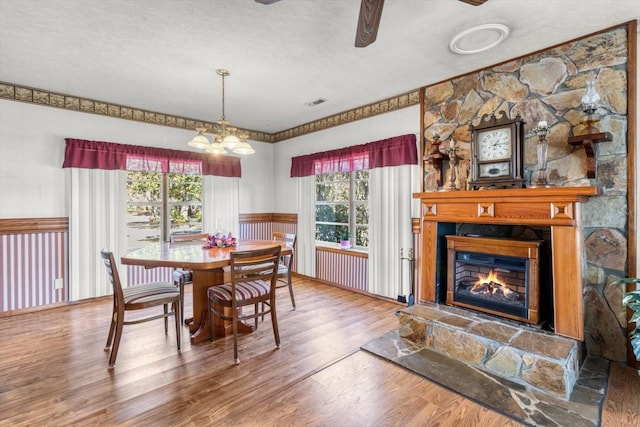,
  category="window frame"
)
[315,170,369,249]
[126,170,203,249]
